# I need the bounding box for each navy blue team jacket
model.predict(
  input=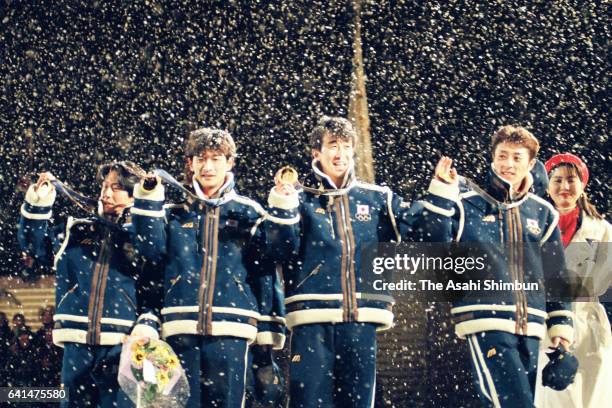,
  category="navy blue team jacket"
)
[131,173,286,349]
[414,166,574,342]
[265,160,455,332]
[18,185,161,347]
